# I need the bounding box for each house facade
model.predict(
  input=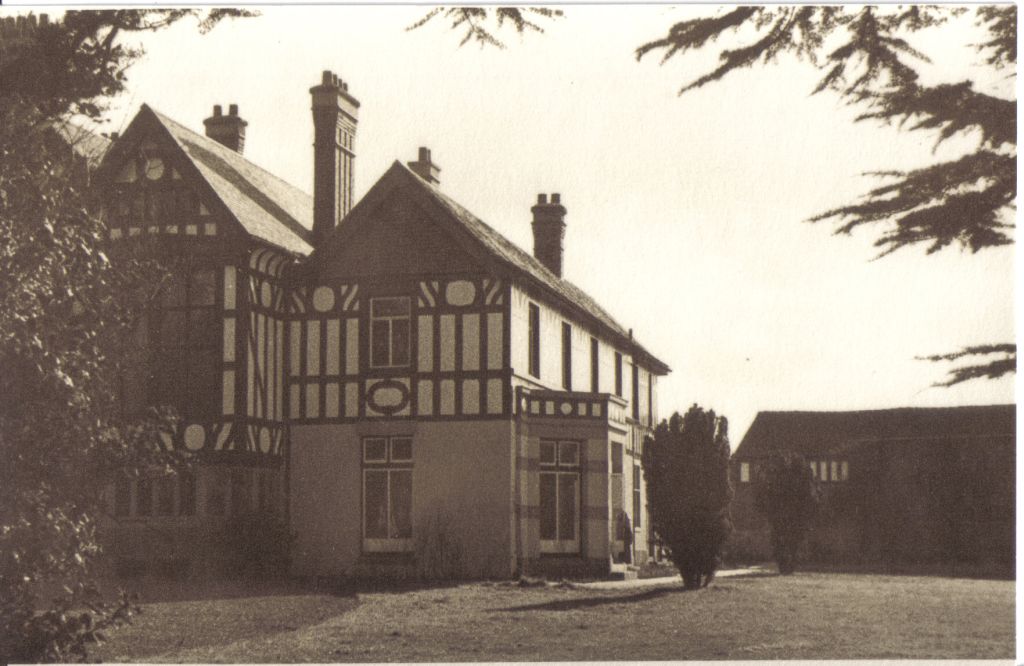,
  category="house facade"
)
[96,70,669,579]
[730,405,1015,572]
